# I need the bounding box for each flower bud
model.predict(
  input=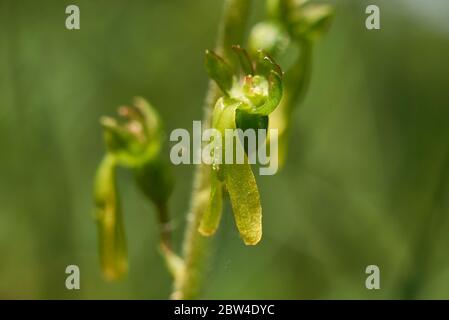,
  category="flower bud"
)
[248,21,289,57]
[290,4,334,42]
